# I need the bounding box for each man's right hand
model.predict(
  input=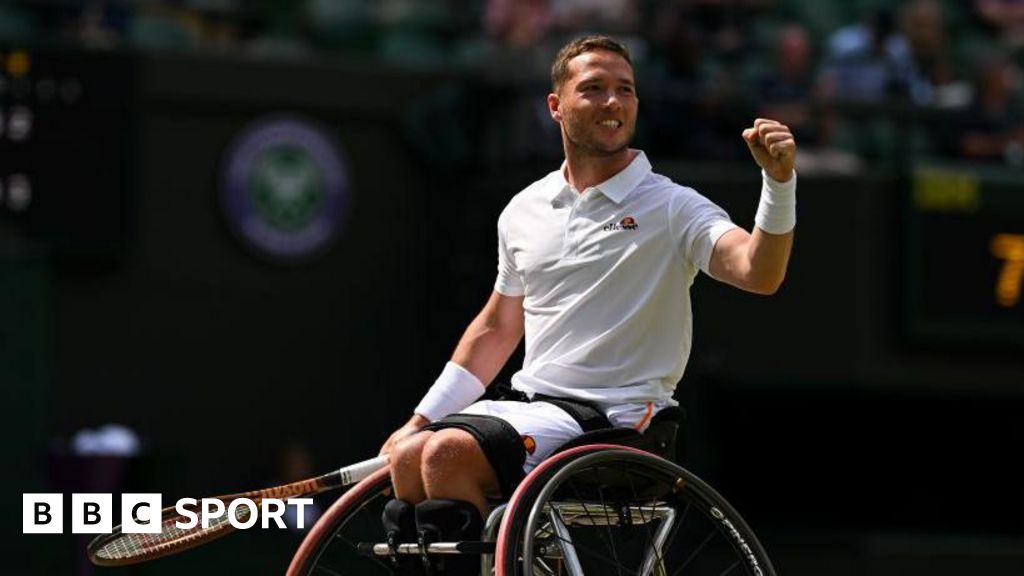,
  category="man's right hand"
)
[379,413,430,456]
